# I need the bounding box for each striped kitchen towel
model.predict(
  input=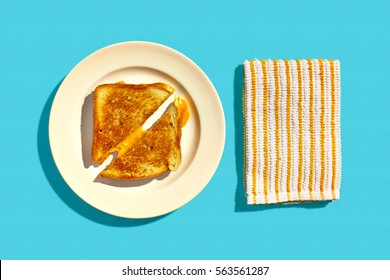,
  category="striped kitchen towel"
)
[243,59,341,204]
